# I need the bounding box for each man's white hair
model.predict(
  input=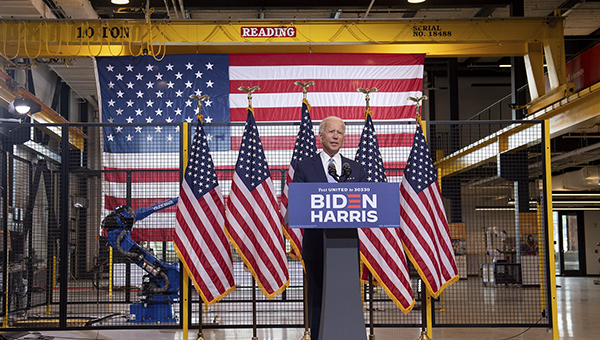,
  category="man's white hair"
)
[319,116,346,134]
